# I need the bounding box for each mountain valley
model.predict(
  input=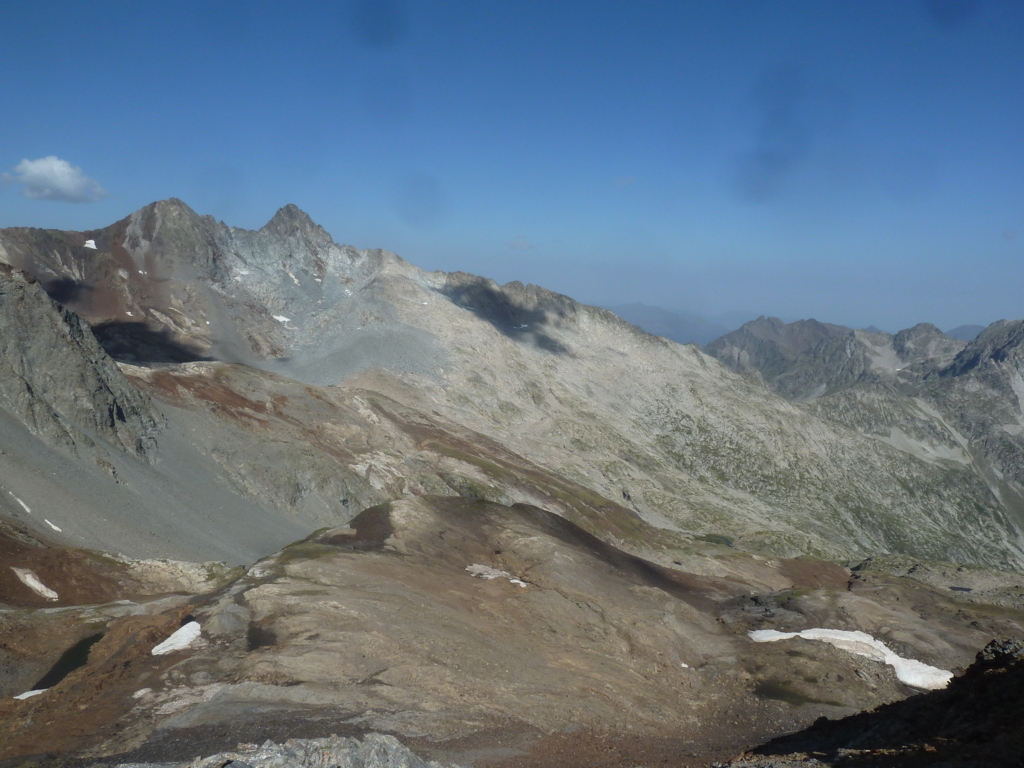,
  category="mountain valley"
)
[1,201,1023,767]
